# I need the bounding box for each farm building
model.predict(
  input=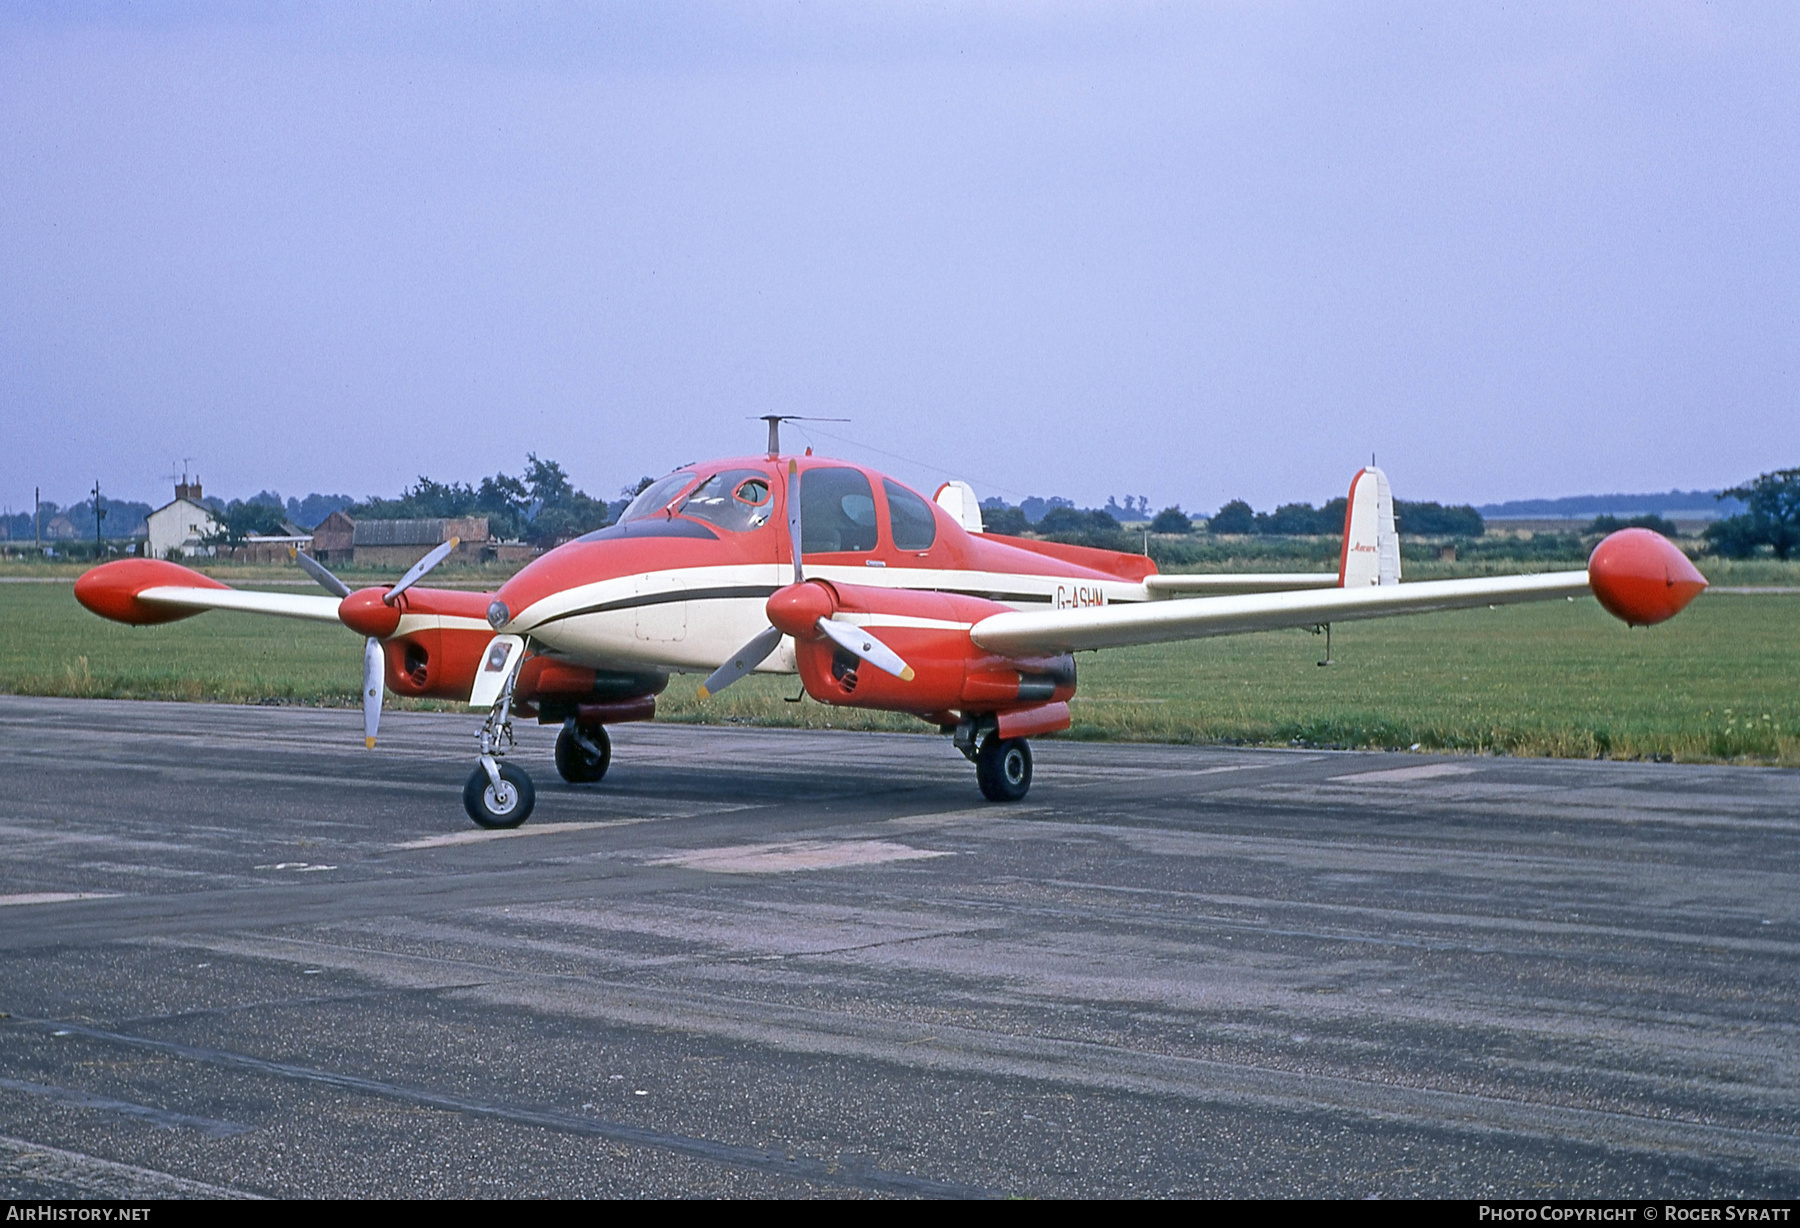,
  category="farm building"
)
[308,513,523,568]
[144,479,220,559]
